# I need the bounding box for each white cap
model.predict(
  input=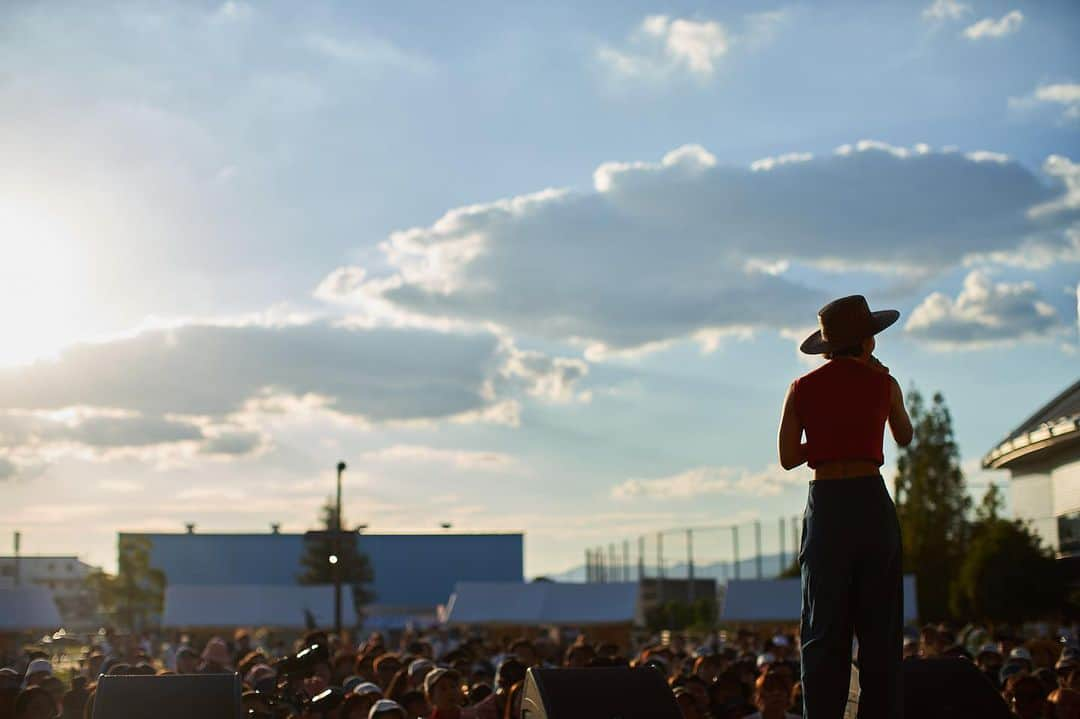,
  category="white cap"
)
[368,699,406,719]
[22,659,52,688]
[771,635,790,647]
[424,667,454,697]
[408,658,435,679]
[756,652,776,668]
[25,659,52,676]
[1010,647,1032,662]
[353,681,382,697]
